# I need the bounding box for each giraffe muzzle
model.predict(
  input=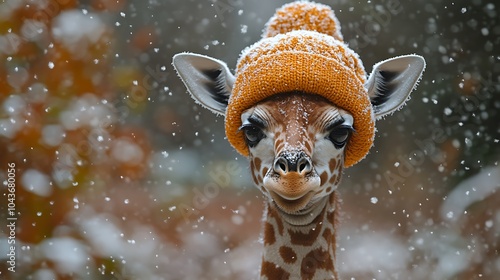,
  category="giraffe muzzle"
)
[263,152,321,213]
